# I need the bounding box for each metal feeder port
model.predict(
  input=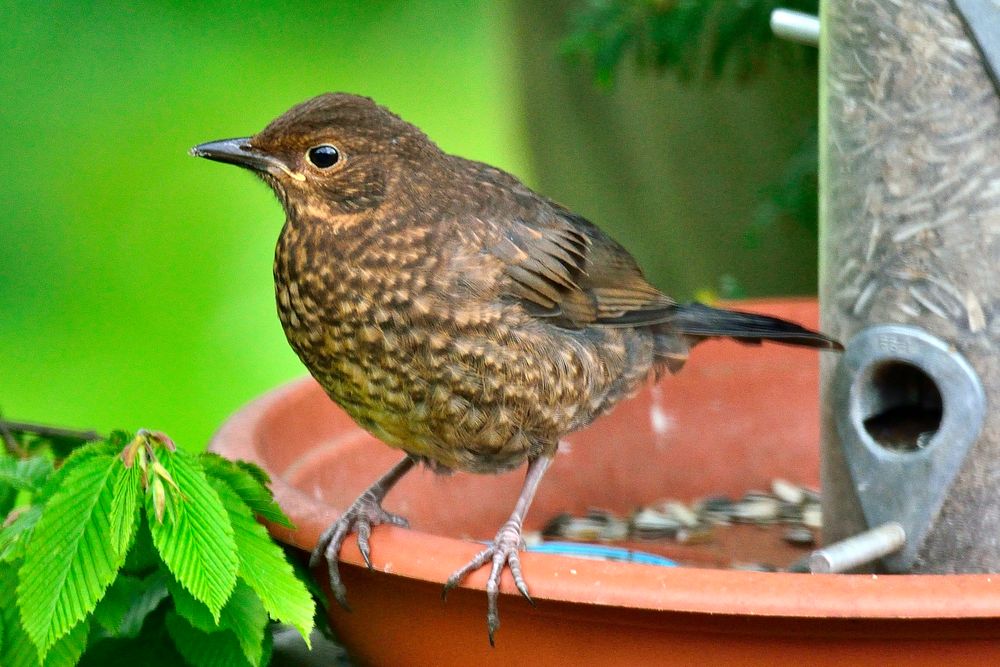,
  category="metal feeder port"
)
[831,325,986,570]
